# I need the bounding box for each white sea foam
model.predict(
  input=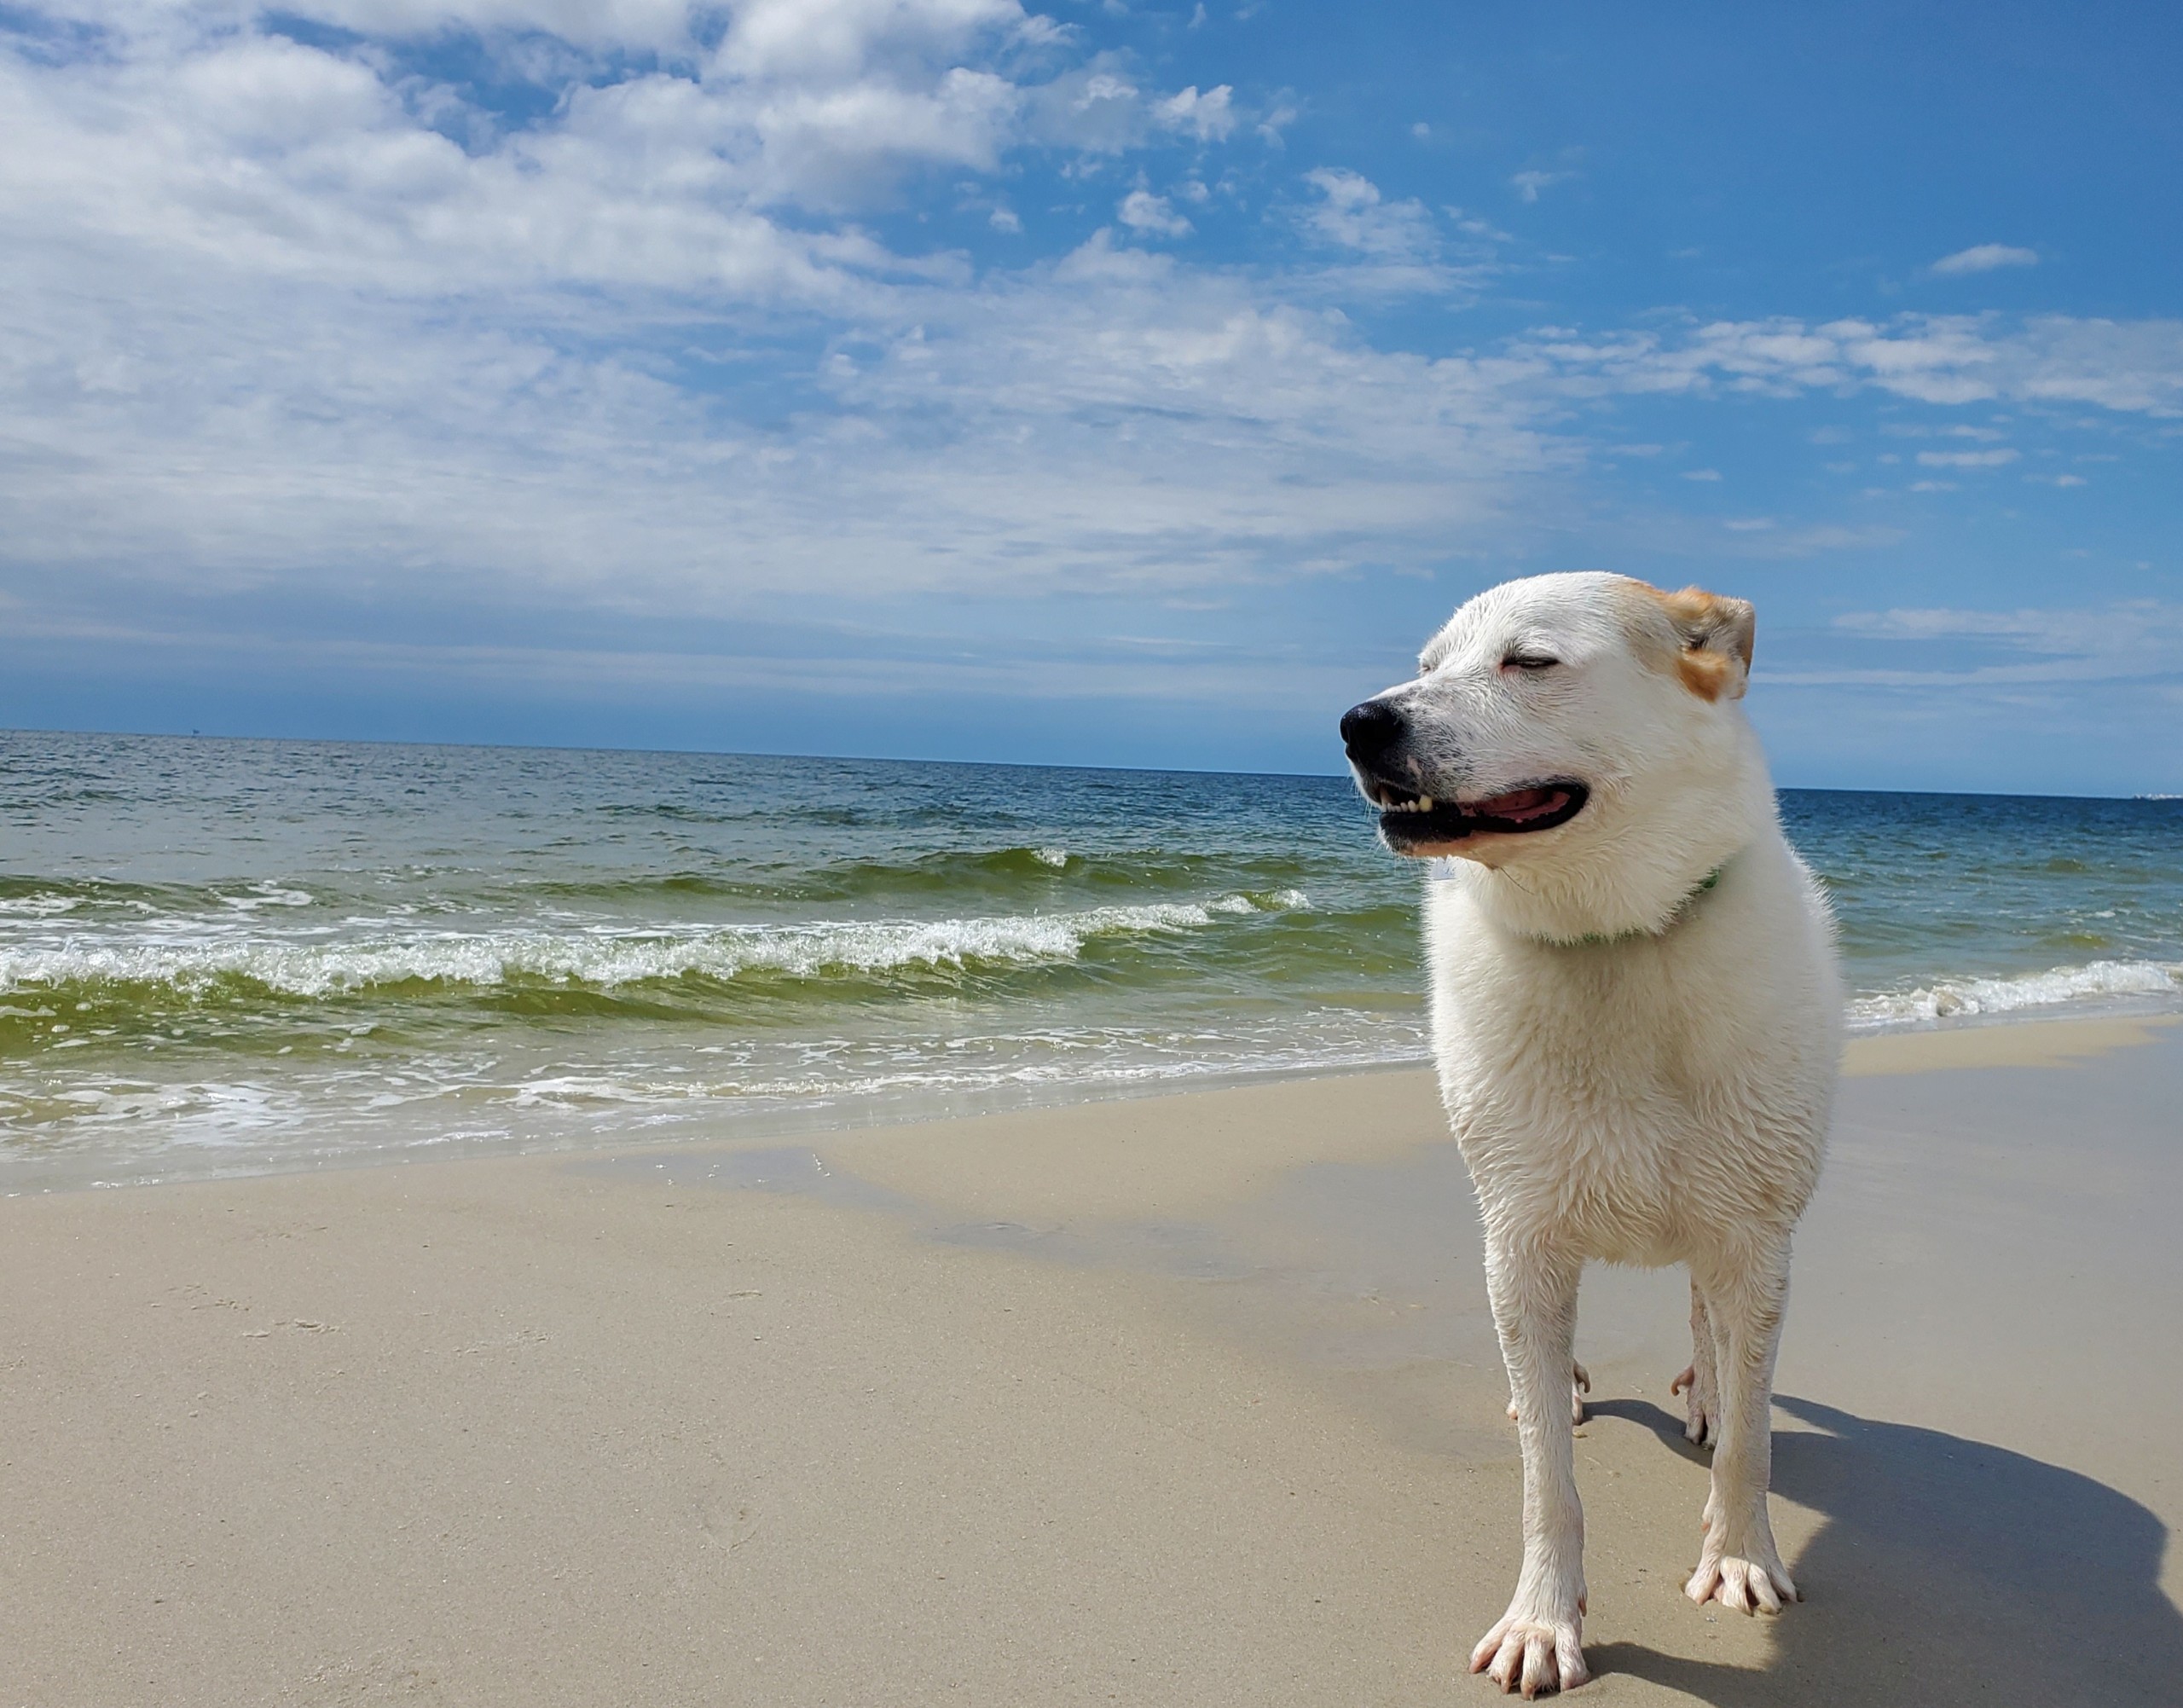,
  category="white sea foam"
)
[1848,958,2183,1028]
[0,892,1312,998]
[0,895,81,918]
[217,883,316,912]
